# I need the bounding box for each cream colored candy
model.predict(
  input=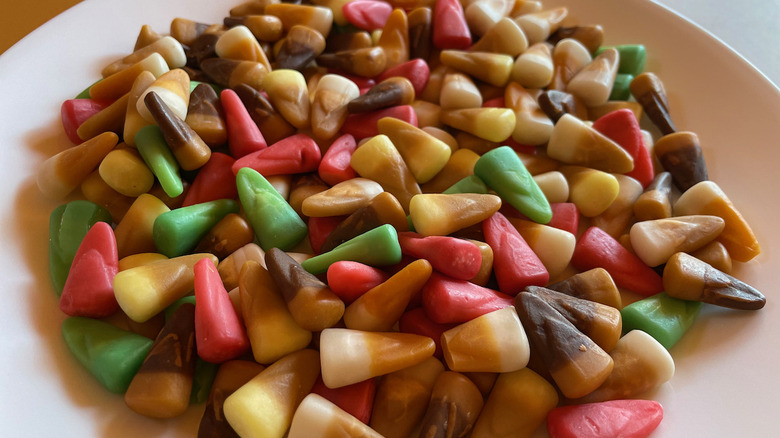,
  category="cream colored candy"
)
[262,69,311,129]
[37,132,118,199]
[439,72,483,109]
[288,394,384,438]
[567,47,620,107]
[215,25,272,70]
[310,73,360,140]
[513,6,568,44]
[509,218,576,279]
[439,107,516,143]
[533,170,569,203]
[90,52,169,100]
[630,215,726,267]
[409,193,502,236]
[101,35,186,77]
[350,135,421,212]
[440,50,514,87]
[550,37,592,90]
[136,68,190,123]
[504,81,554,145]
[547,113,634,173]
[469,16,527,55]
[511,42,553,89]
